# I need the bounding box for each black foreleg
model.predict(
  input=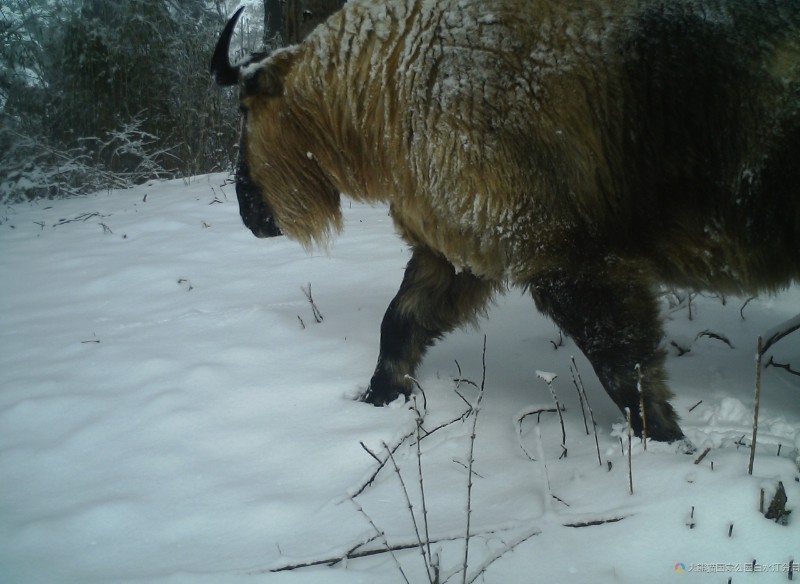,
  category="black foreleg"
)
[361,246,497,405]
[530,260,685,442]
